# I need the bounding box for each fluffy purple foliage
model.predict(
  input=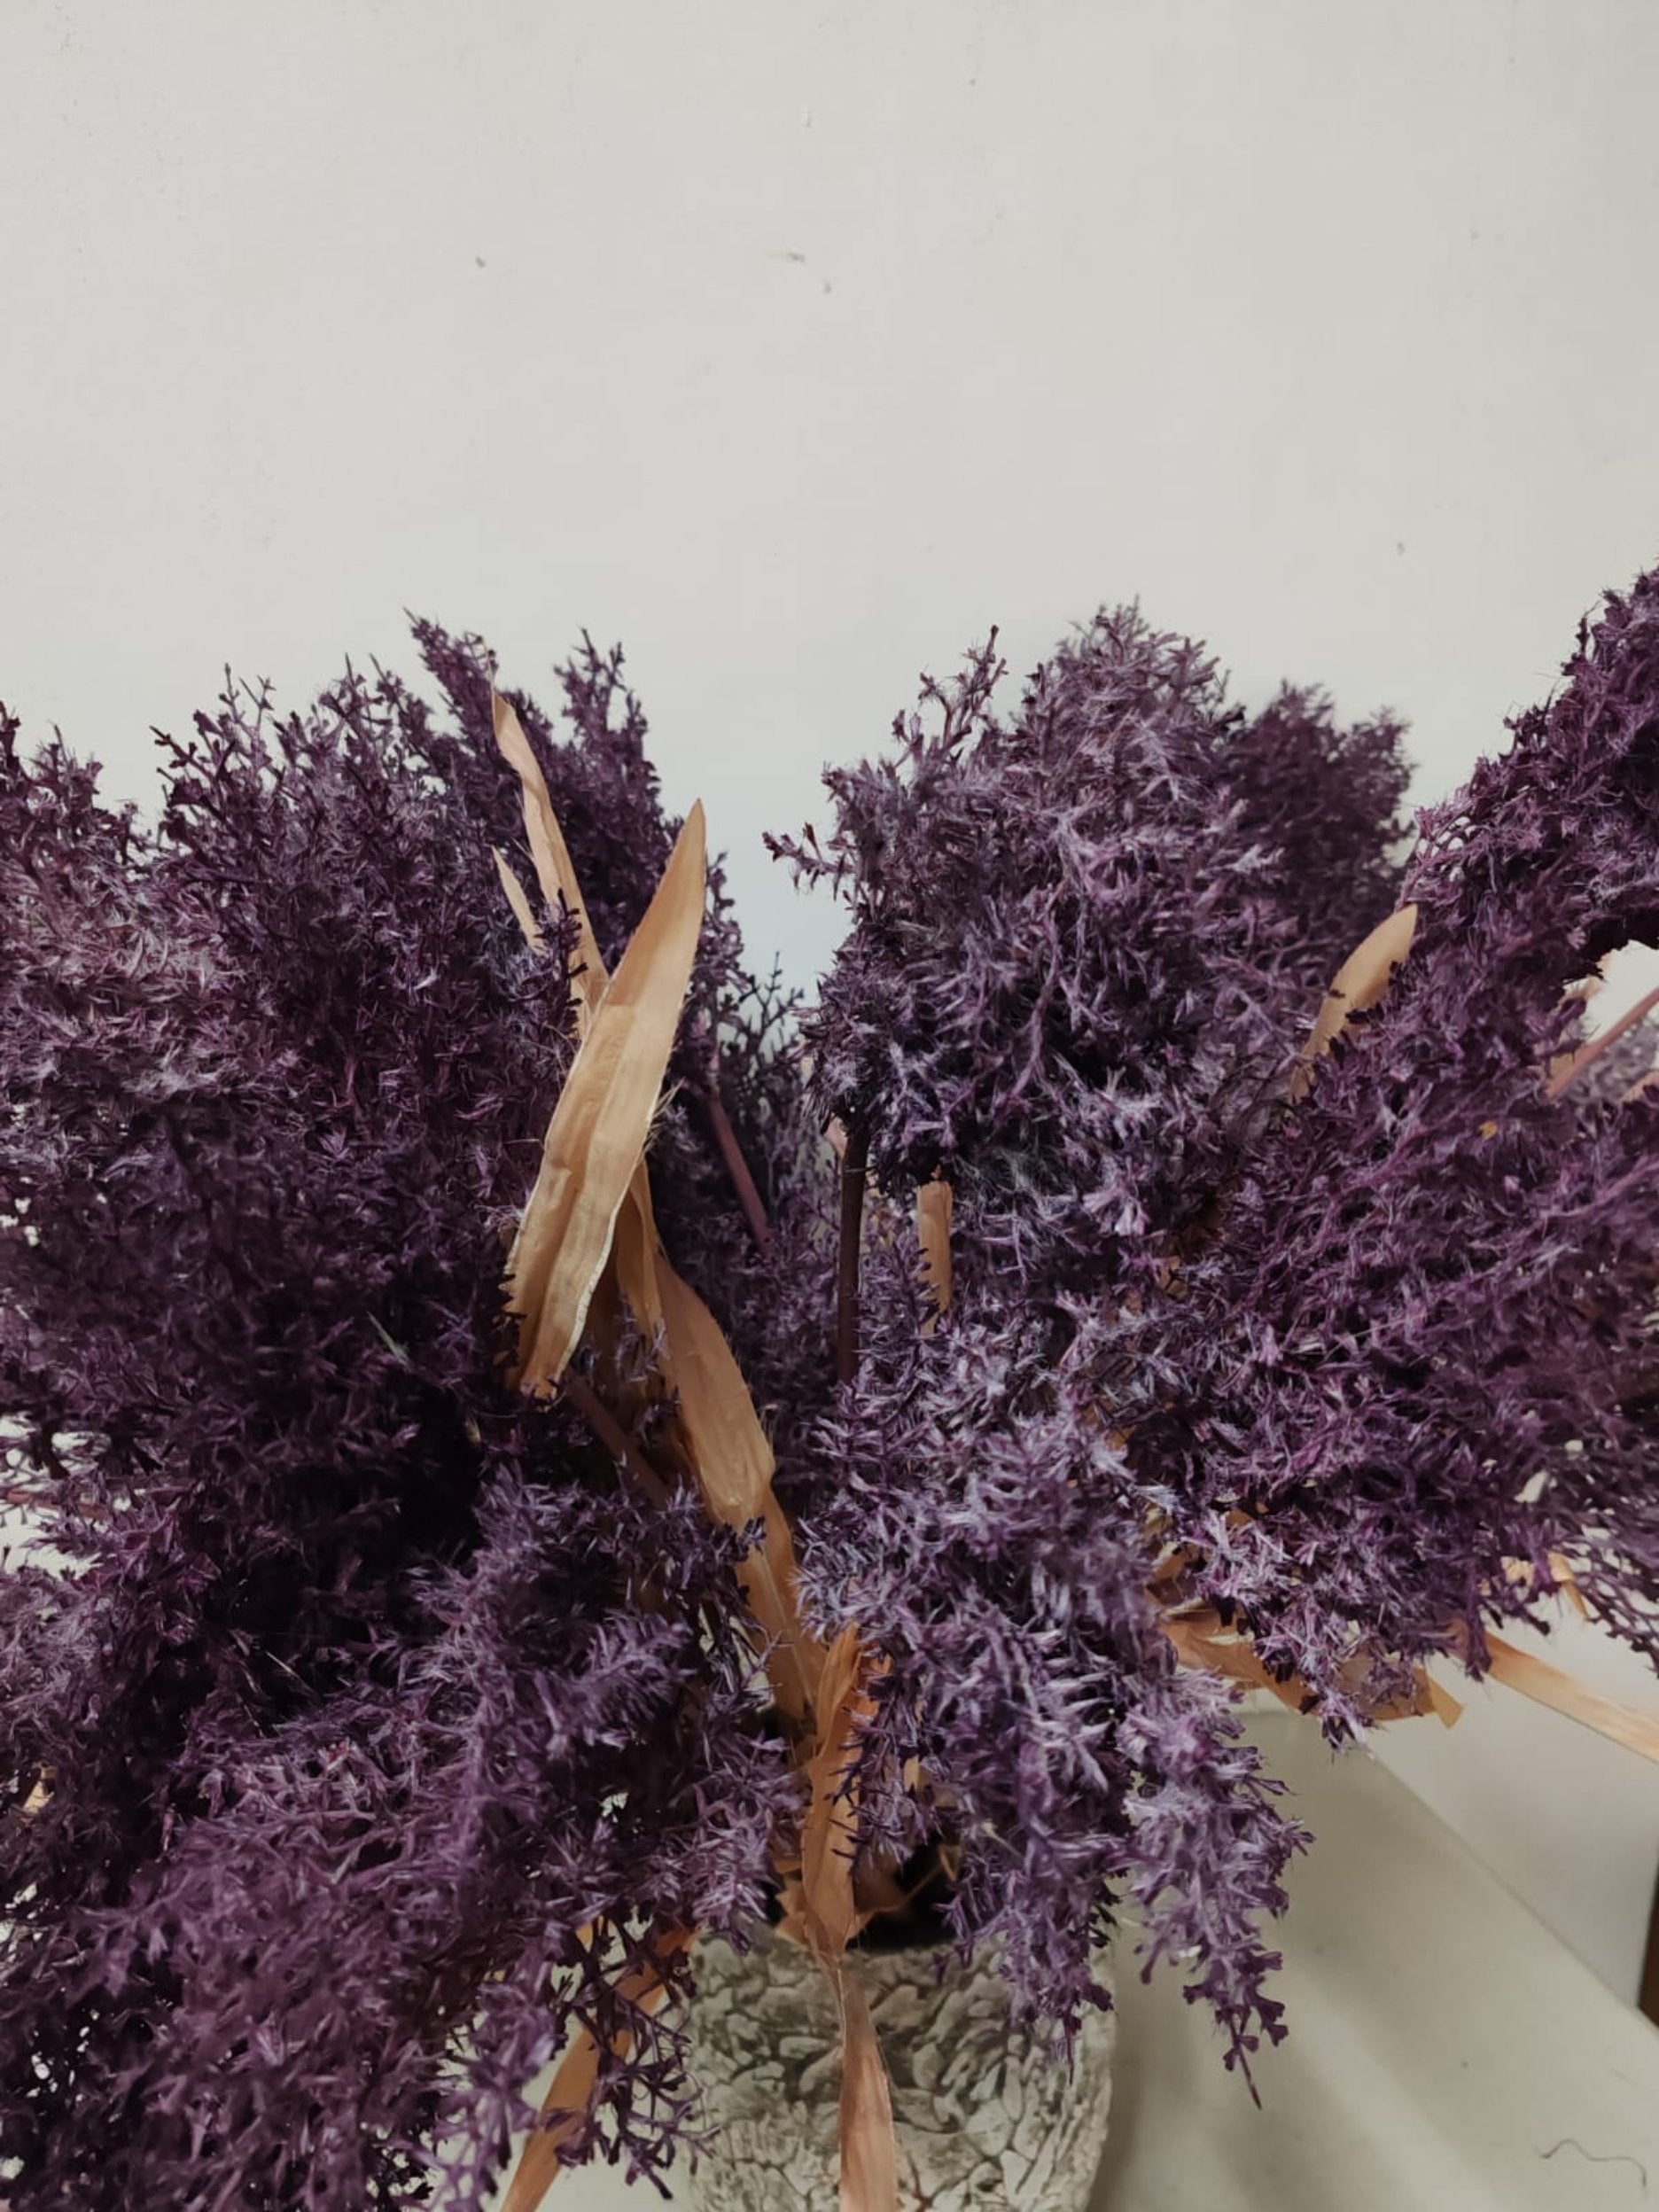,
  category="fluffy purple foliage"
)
[0,654,793,2208]
[769,614,1408,1309]
[773,613,1410,2060]
[1149,569,1659,1713]
[775,580,1659,2062]
[4,569,1659,2207]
